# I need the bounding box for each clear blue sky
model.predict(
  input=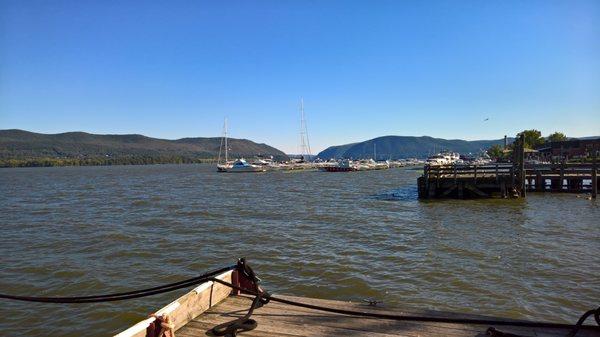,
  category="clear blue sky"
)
[1,1,599,153]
